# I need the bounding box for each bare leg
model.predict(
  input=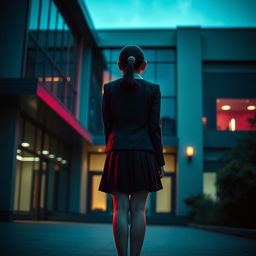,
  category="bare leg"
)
[129,190,149,256]
[112,192,130,256]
